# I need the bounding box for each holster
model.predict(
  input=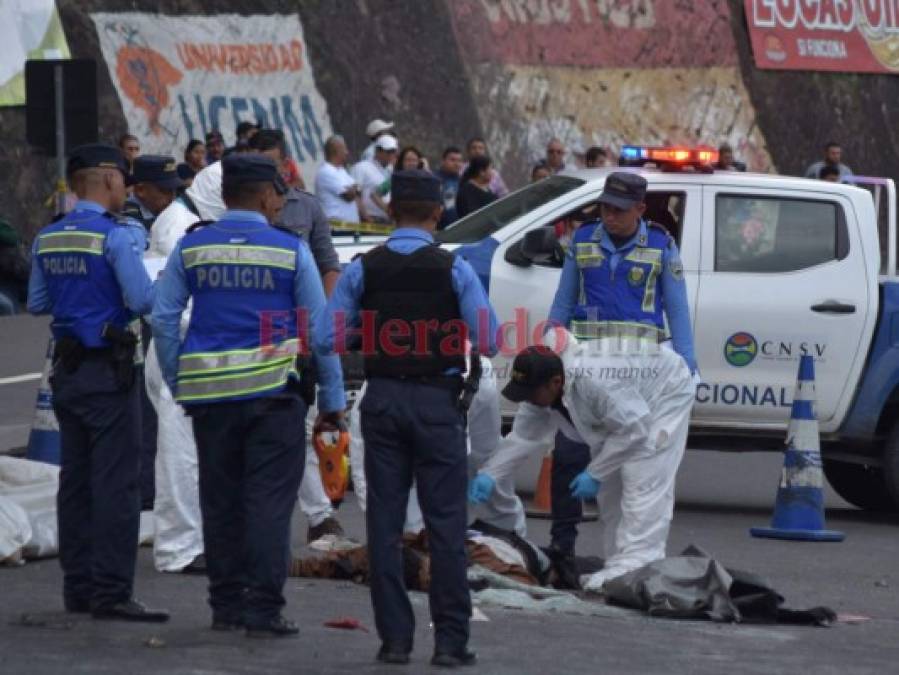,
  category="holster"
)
[53,336,86,374]
[101,323,138,390]
[458,353,482,414]
[296,353,317,407]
